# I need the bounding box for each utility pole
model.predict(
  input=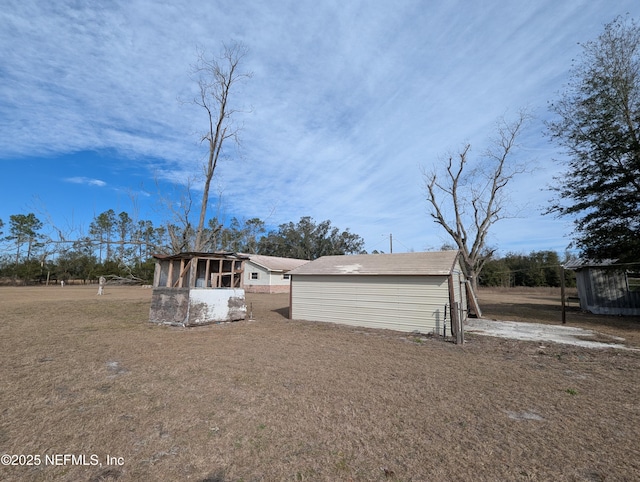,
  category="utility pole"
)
[389,233,393,254]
